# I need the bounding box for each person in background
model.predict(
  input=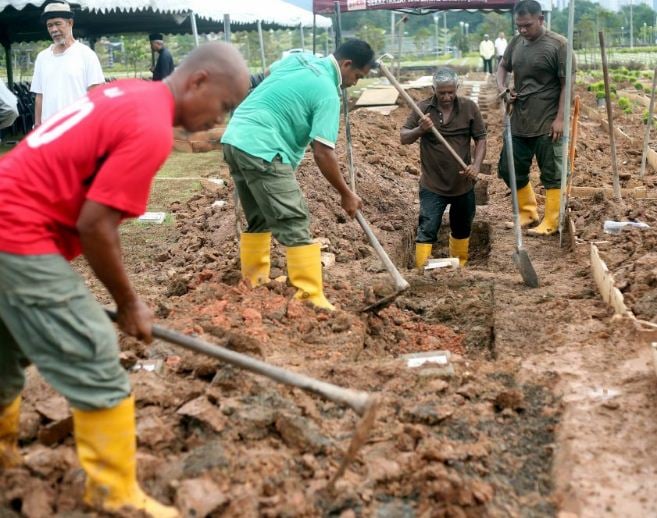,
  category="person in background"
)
[479,34,495,75]
[495,32,508,67]
[149,33,175,81]
[30,1,104,126]
[401,67,487,269]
